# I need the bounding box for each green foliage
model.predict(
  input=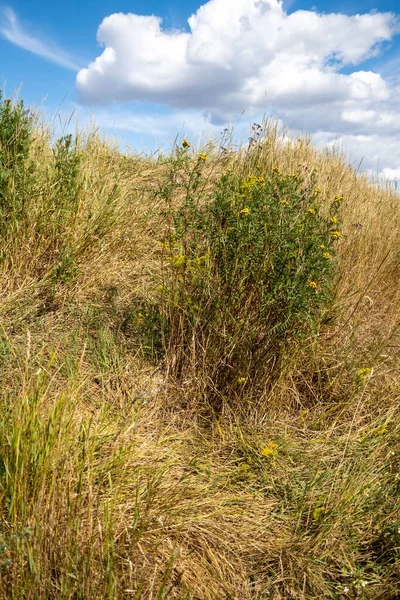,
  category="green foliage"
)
[37,134,82,252]
[52,248,79,285]
[121,300,164,363]
[53,134,82,219]
[0,335,11,369]
[160,155,342,400]
[0,92,33,234]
